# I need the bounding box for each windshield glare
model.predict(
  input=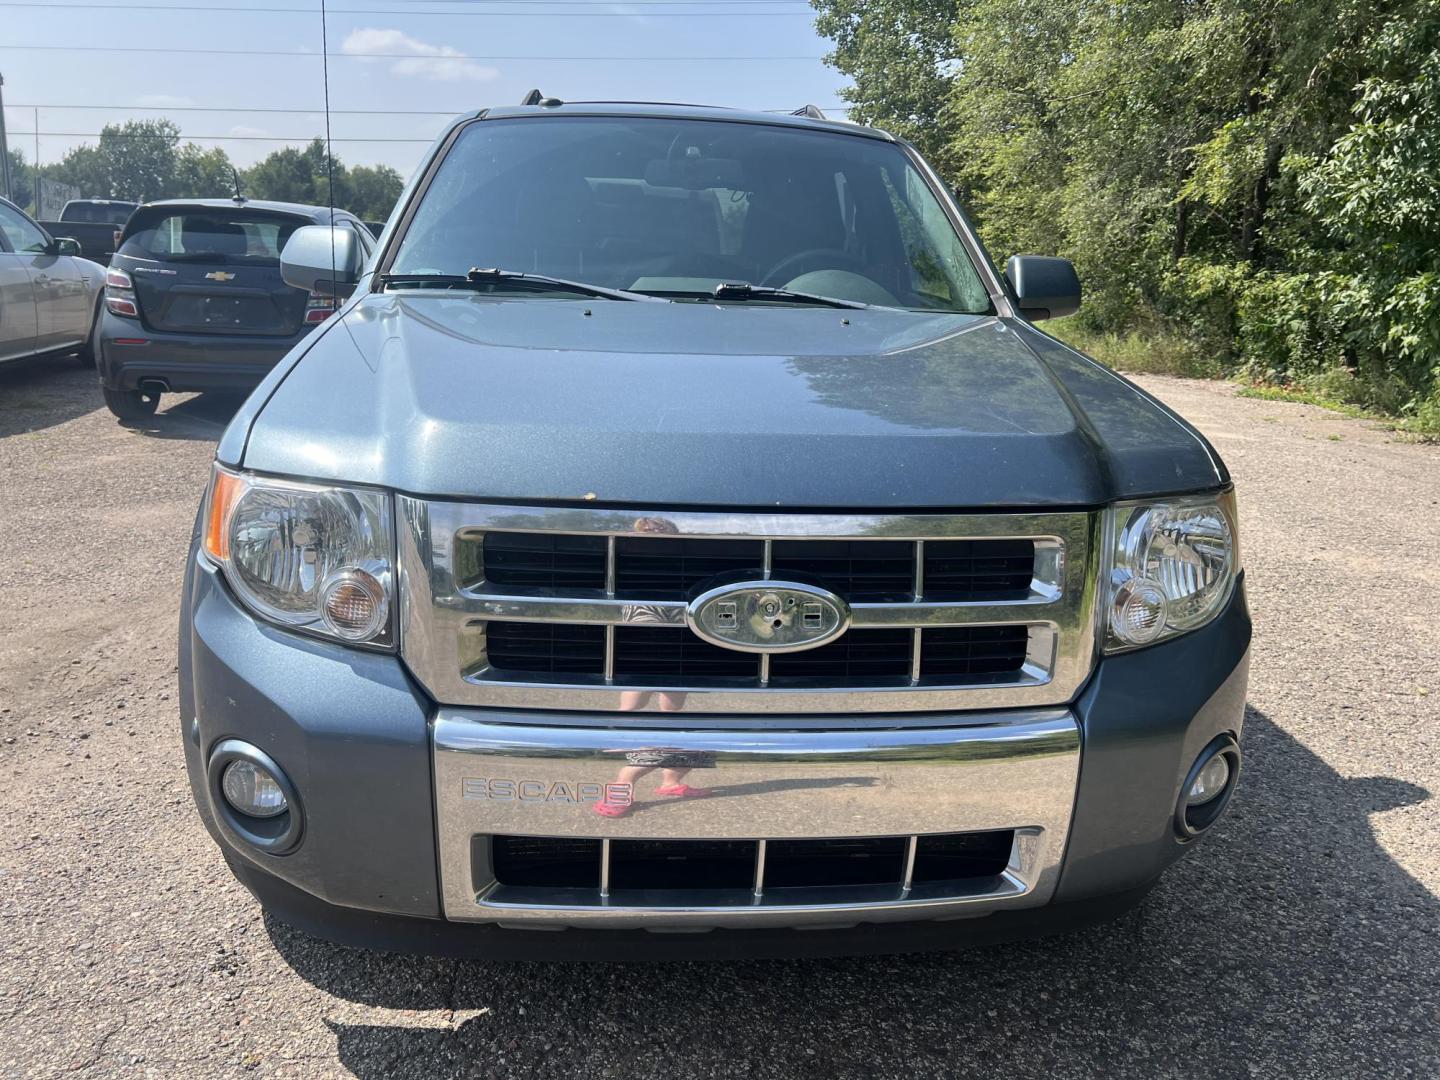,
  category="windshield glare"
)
[392,116,993,313]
